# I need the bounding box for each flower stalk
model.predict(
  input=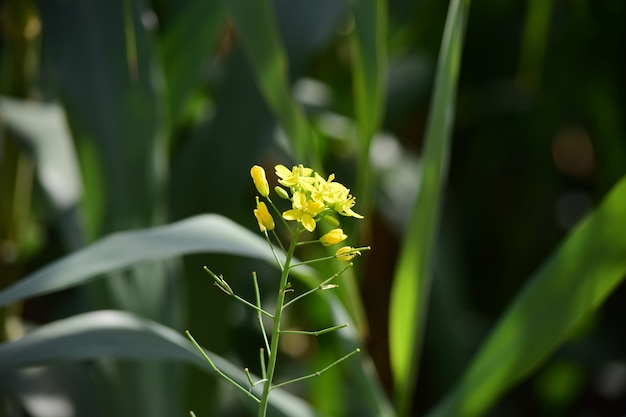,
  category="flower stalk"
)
[187,164,370,417]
